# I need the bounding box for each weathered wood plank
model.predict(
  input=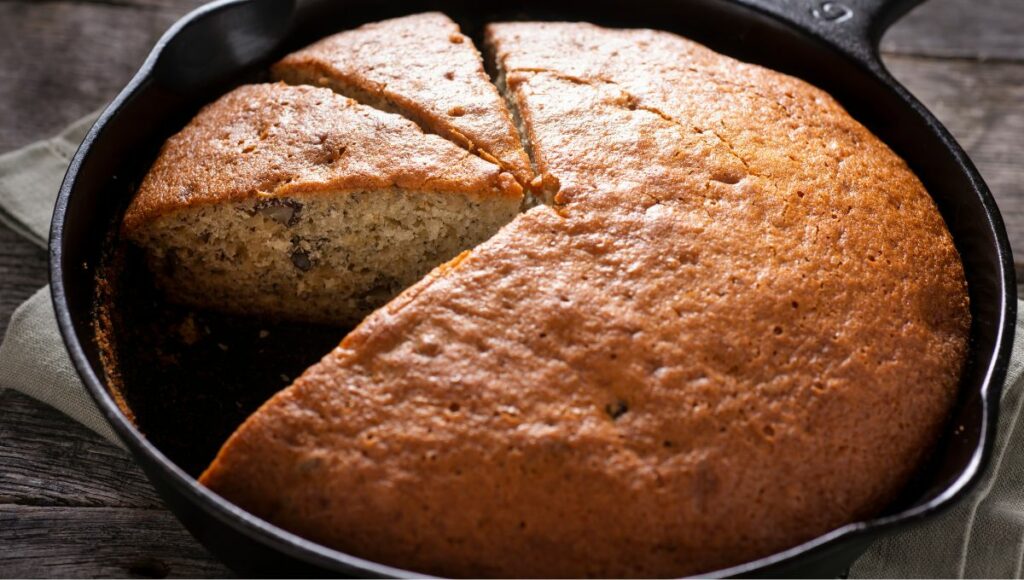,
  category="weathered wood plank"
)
[0,391,231,578]
[0,504,232,578]
[0,0,206,153]
[882,0,1024,61]
[0,390,160,508]
[0,0,200,8]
